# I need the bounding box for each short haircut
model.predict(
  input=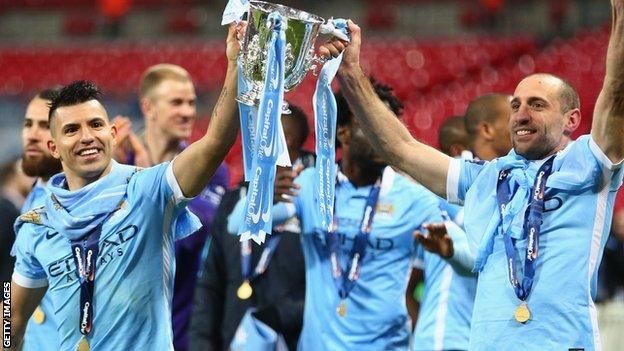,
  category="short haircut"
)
[335,77,404,127]
[48,80,103,124]
[284,103,310,149]
[464,93,511,136]
[438,115,469,156]
[139,64,192,100]
[37,85,63,102]
[528,73,580,113]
